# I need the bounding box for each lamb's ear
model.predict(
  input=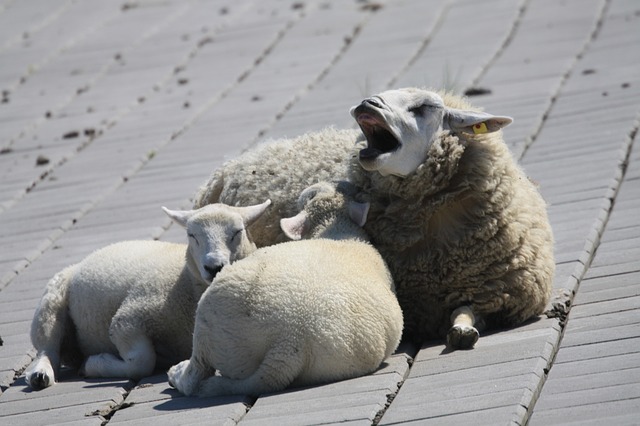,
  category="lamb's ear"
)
[237,199,271,227]
[280,211,309,241]
[162,207,193,228]
[348,201,370,227]
[444,108,513,134]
